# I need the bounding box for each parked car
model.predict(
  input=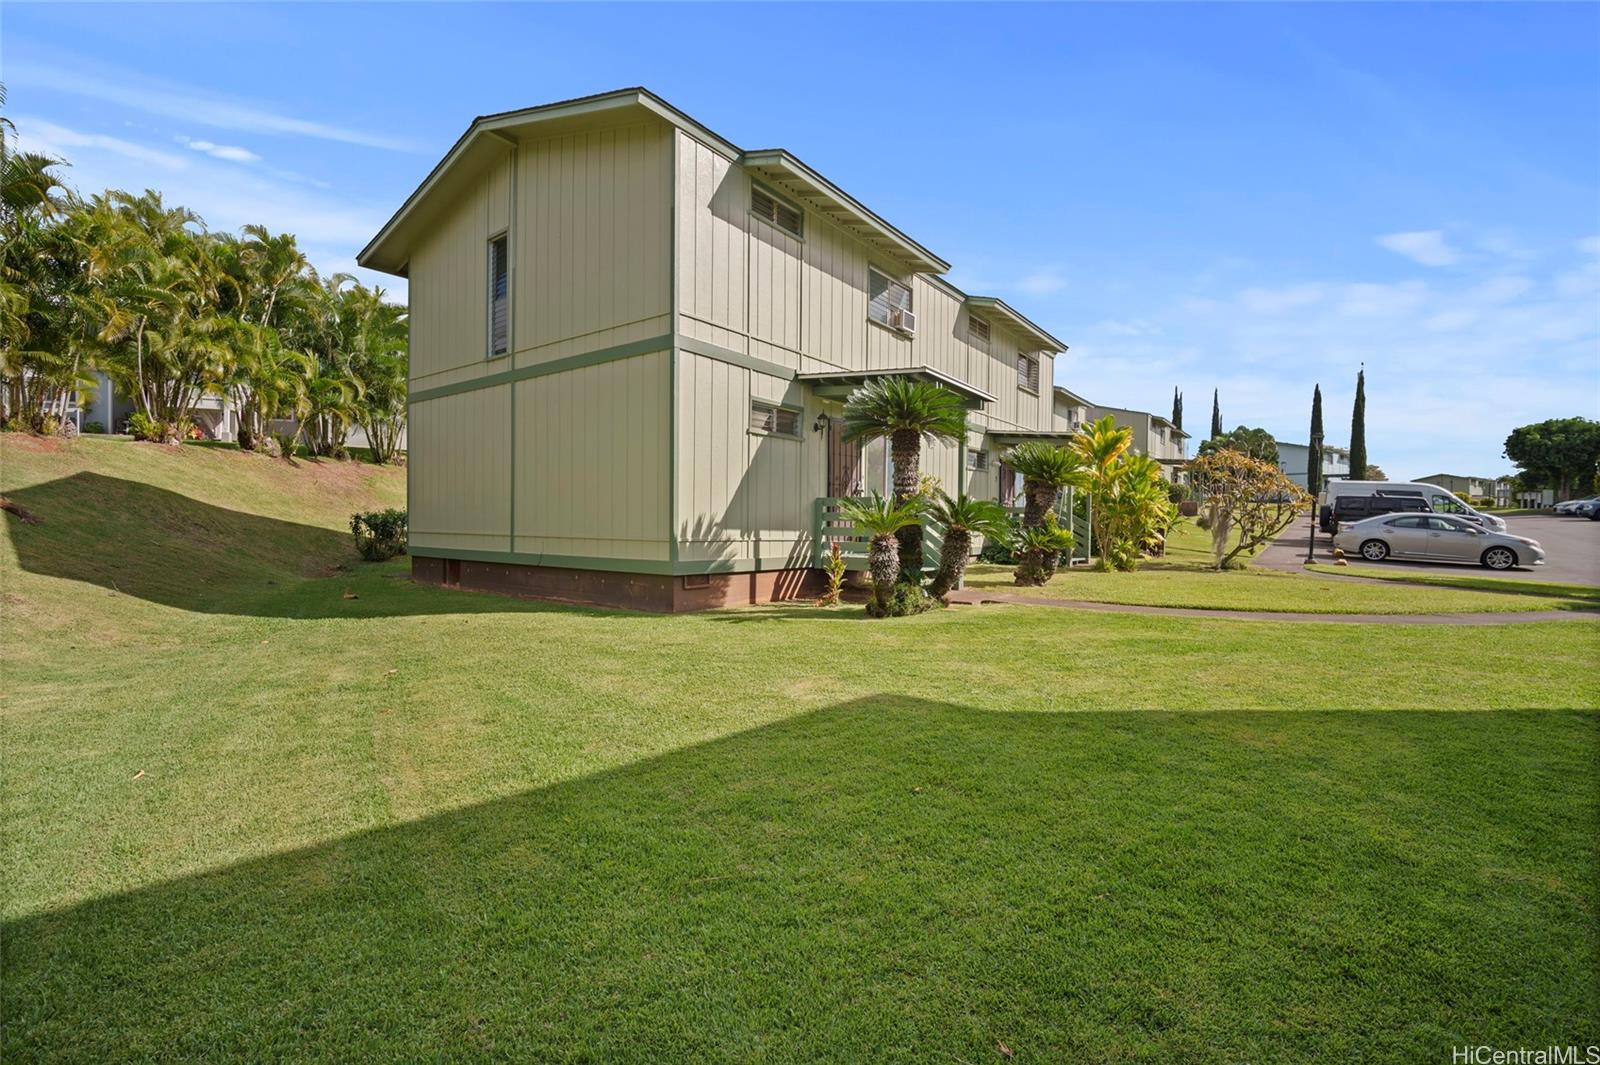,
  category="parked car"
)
[1554,495,1599,515]
[1319,480,1507,531]
[1332,513,1545,570]
[1321,492,1431,532]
